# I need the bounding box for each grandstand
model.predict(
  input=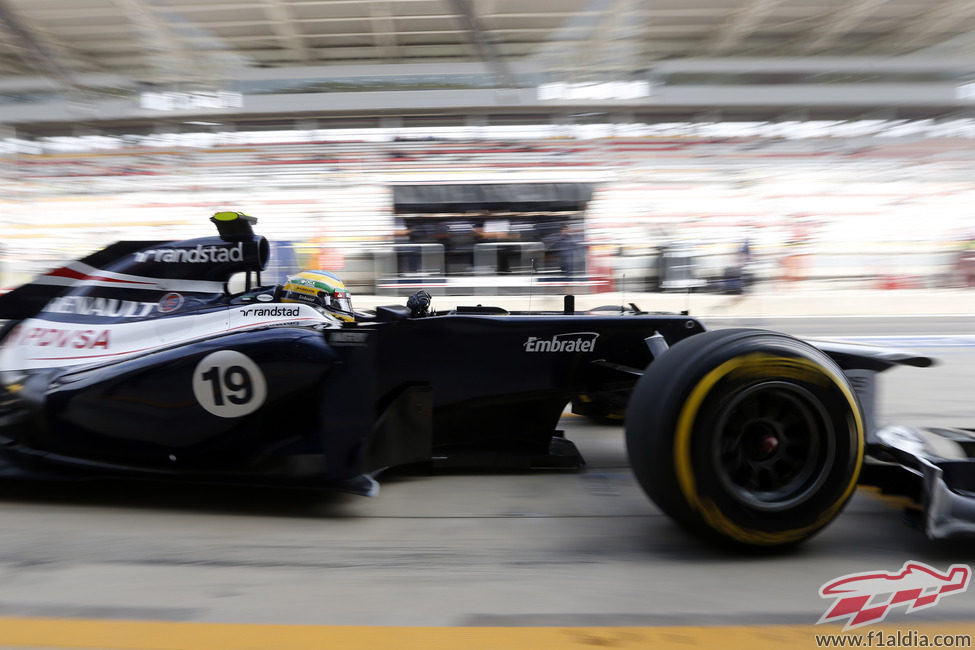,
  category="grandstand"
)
[2,0,975,292]
[1,132,973,292]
